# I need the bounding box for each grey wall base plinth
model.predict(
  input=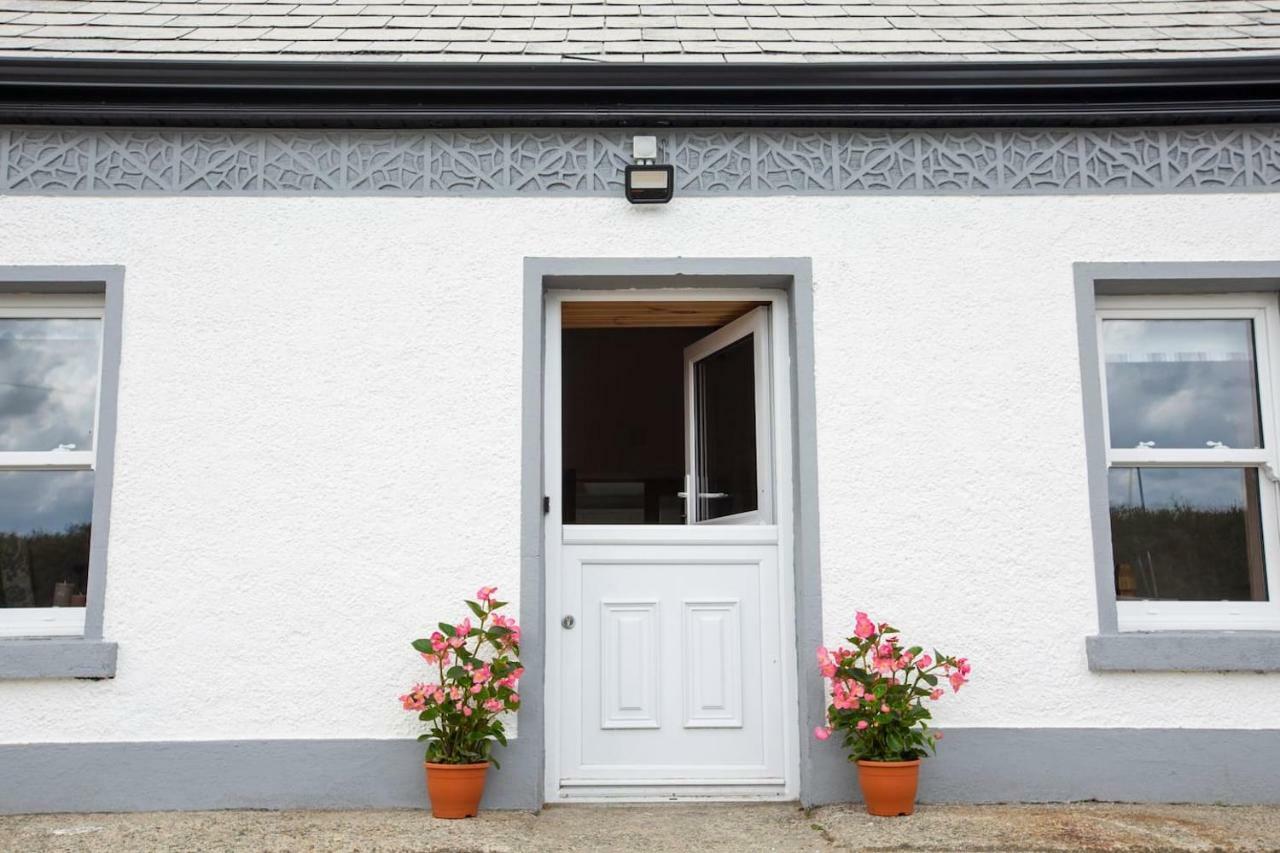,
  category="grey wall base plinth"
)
[810,728,1280,806]
[3,729,1278,814]
[0,739,531,815]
